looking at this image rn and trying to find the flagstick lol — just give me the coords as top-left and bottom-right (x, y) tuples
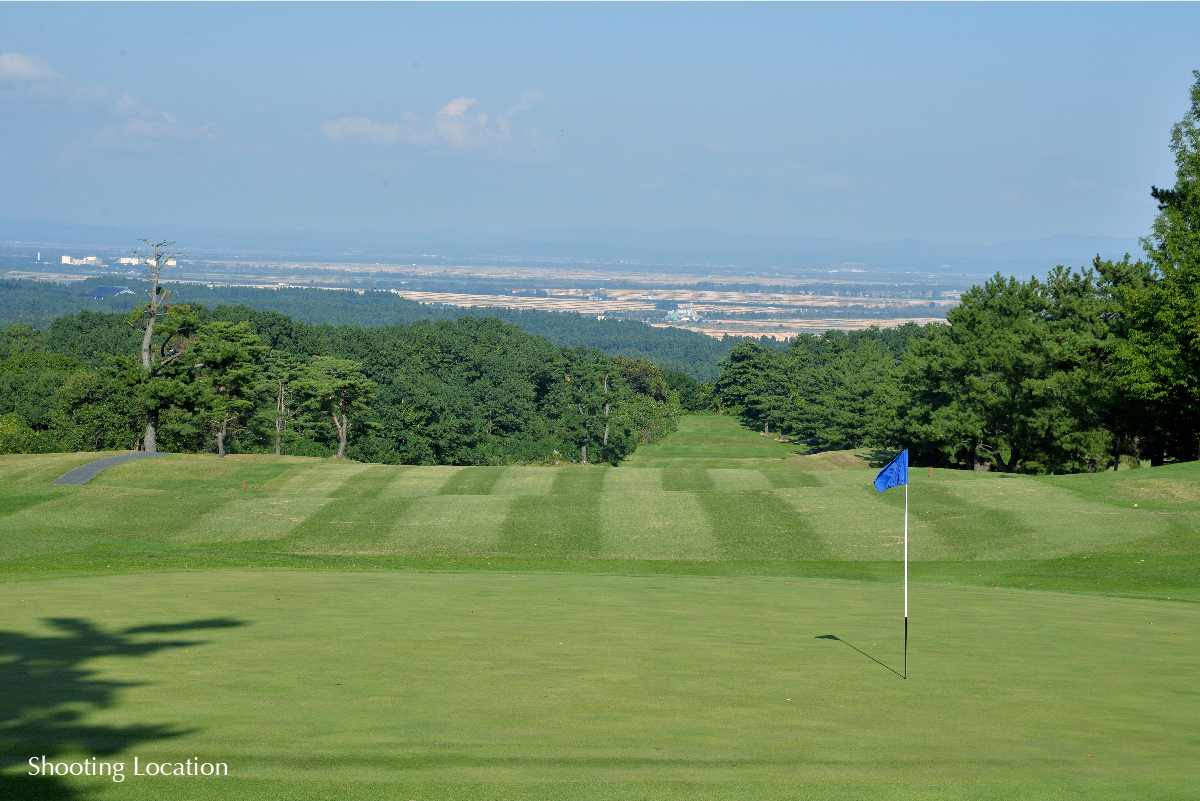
(904, 481), (908, 680)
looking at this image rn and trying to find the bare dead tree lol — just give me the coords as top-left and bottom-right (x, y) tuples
(131, 239), (182, 453)
(275, 379), (292, 456)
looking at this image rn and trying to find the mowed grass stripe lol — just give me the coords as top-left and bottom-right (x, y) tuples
(603, 467), (664, 493)
(393, 494), (512, 555)
(92, 453), (295, 491)
(551, 466), (608, 494)
(288, 467), (418, 554)
(0, 485), (72, 519)
(326, 465), (406, 498)
(763, 470), (824, 489)
(0, 454), (315, 556)
(498, 492), (605, 557)
(921, 475), (1172, 559)
(600, 491), (718, 559)
(438, 466), (505, 495)
(697, 490), (830, 560)
(708, 468), (772, 491)
(378, 465), (461, 497)
(662, 468), (714, 492)
(491, 466), (556, 496)
(0, 485), (203, 558)
(182, 460), (375, 543)
(895, 482), (1035, 561)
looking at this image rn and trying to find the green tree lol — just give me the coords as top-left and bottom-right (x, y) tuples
(714, 341), (788, 435)
(545, 350), (619, 464)
(0, 324), (49, 360)
(50, 370), (143, 452)
(251, 351), (308, 456)
(292, 357), (376, 459)
(0, 351), (82, 431)
(894, 269), (1119, 472)
(0, 412), (34, 454)
(537, 349), (679, 465)
(795, 337), (897, 450)
(1116, 70), (1200, 463)
(615, 357), (680, 446)
(192, 321), (269, 457)
(662, 368), (710, 412)
(1033, 265), (1123, 472)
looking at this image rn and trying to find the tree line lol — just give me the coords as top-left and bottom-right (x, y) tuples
(0, 276), (786, 381)
(0, 250), (690, 465)
(713, 73), (1200, 473)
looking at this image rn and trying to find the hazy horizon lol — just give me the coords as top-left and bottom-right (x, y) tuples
(2, 3), (1198, 251)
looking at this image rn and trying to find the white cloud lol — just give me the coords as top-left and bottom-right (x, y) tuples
(94, 111), (217, 151)
(0, 51), (108, 108)
(505, 91), (543, 117)
(0, 51), (213, 149)
(320, 116), (406, 145)
(0, 52), (60, 82)
(440, 97), (477, 117)
(321, 91), (548, 155)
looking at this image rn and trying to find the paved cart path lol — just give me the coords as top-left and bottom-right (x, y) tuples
(51, 452), (168, 485)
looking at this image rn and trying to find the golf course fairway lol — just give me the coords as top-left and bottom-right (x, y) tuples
(1, 416), (1196, 800)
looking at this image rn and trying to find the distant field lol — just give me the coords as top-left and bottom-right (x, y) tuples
(1, 416), (1196, 799)
(649, 317), (948, 339)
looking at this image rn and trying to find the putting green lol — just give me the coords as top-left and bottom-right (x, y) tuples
(1, 571), (1196, 800)
(1, 415), (1197, 799)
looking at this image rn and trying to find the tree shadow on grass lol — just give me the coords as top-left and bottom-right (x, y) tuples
(0, 616), (245, 800)
(863, 449), (900, 469)
(815, 634), (903, 679)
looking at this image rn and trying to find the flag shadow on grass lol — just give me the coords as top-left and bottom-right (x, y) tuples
(815, 634), (904, 679)
(0, 616), (246, 800)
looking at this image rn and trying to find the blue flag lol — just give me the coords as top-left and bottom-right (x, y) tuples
(873, 450), (908, 493)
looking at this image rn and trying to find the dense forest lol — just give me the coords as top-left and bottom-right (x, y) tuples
(714, 73), (1200, 473)
(0, 278), (780, 381)
(0, 298), (703, 464)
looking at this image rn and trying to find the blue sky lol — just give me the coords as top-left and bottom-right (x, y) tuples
(1, 2), (1197, 245)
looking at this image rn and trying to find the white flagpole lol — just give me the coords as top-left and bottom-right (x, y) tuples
(904, 480), (908, 679)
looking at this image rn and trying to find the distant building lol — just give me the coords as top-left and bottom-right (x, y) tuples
(114, 256), (175, 266)
(664, 303), (697, 322)
(61, 256), (102, 266)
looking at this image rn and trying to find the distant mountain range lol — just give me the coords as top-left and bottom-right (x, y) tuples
(0, 217), (1145, 280)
